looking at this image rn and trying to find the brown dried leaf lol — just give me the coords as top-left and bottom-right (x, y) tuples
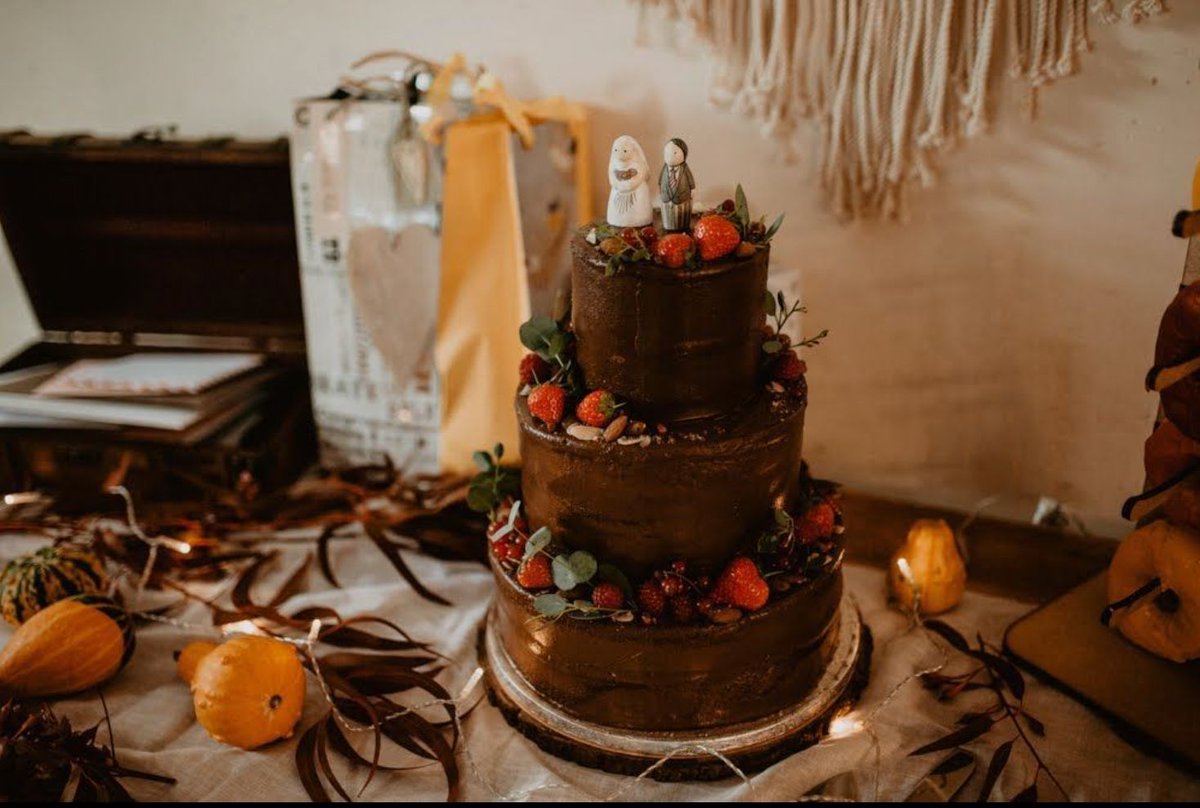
(1012, 782), (1038, 802)
(924, 619), (970, 653)
(317, 524), (343, 588)
(365, 523), (451, 606)
(909, 715), (995, 756)
(977, 738), (1014, 802)
(295, 718), (332, 802)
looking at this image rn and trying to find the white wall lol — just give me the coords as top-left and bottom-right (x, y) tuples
(1, 0), (1197, 533)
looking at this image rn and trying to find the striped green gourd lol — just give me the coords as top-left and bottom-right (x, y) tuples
(0, 544), (110, 626)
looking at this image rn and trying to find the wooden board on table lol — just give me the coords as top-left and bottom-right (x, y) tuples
(1005, 572), (1200, 770)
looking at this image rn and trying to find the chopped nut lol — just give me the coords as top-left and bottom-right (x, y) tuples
(617, 435), (652, 447)
(655, 423), (668, 435)
(768, 381), (784, 394)
(585, 227), (598, 245)
(709, 607), (744, 624)
(612, 610), (635, 623)
(602, 414), (628, 442)
(566, 423), (603, 441)
(626, 420), (647, 437)
(599, 236), (625, 256)
(735, 241), (756, 258)
(771, 578), (791, 593)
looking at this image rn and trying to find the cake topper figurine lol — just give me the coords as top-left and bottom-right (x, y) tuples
(606, 135), (653, 227)
(658, 137), (694, 231)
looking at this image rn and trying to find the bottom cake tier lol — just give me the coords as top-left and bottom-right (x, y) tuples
(487, 556), (844, 732)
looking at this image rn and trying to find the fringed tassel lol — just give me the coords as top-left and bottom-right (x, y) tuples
(635, 0), (1168, 220)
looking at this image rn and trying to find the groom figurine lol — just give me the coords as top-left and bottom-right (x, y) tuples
(658, 137), (694, 232)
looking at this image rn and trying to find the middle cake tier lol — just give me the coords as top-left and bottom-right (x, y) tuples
(518, 391), (806, 575)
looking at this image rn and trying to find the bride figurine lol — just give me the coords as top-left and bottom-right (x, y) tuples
(606, 135), (653, 227)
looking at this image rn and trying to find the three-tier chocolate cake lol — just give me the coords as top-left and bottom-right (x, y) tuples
(477, 138), (867, 779)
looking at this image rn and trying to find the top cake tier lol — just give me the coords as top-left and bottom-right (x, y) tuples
(570, 230), (770, 423)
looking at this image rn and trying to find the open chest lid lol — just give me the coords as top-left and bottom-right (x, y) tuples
(0, 130), (305, 355)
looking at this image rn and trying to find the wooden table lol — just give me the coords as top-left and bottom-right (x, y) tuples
(841, 491), (1115, 604)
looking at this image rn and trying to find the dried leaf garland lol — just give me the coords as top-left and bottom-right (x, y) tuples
(913, 620), (1069, 802)
(0, 698), (175, 802)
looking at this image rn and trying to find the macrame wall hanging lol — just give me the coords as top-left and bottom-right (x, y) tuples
(633, 0), (1167, 220)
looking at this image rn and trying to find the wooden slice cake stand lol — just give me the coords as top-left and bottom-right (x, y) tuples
(479, 595), (872, 781)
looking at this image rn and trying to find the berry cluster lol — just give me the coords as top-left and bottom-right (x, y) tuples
(488, 473), (843, 627)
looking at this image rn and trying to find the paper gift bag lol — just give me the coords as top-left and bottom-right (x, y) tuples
(290, 59), (590, 474)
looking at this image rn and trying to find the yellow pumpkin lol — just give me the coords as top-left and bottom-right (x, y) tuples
(888, 518), (967, 615)
(175, 640), (218, 684)
(186, 635), (306, 750)
(1107, 521), (1200, 663)
(0, 596), (132, 698)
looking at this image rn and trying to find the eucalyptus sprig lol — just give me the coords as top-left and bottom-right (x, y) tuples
(757, 507), (796, 554)
(728, 184), (784, 244)
(518, 315), (584, 395)
(762, 289), (828, 355)
(466, 444), (521, 518)
(914, 621), (1068, 802)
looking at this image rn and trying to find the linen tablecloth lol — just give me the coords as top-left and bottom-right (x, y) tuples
(1, 528), (1196, 802)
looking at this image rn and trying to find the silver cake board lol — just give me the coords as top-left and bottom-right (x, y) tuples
(480, 593), (872, 781)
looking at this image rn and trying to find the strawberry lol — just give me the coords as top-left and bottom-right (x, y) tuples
(773, 349), (806, 382)
(516, 554), (553, 590)
(519, 352), (553, 386)
(692, 214), (741, 261)
(592, 582), (624, 610)
(712, 556), (770, 611)
(527, 383), (566, 429)
(653, 233), (695, 268)
(797, 501), (836, 544)
(576, 390), (619, 427)
(637, 580), (667, 616)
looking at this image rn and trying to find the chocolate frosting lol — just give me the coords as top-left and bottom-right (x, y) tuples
(518, 392), (806, 576)
(570, 232), (770, 423)
(492, 558), (843, 731)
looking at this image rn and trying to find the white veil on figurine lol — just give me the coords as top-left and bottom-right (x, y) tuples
(606, 135), (654, 227)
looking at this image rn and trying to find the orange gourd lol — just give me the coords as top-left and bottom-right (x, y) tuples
(0, 596), (133, 697)
(184, 635), (306, 750)
(175, 640), (218, 684)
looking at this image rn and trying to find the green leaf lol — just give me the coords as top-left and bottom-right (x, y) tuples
(763, 289), (777, 317)
(472, 451), (493, 473)
(765, 212), (785, 241)
(735, 184), (750, 232)
(466, 484), (494, 514)
(605, 256), (620, 277)
(597, 562), (635, 601)
(774, 508), (793, 528)
(762, 340), (783, 354)
(552, 554), (579, 590)
(519, 315), (558, 353)
(567, 551), (597, 585)
(757, 531), (781, 554)
(523, 526), (551, 561)
(571, 599), (598, 613)
(494, 443), (504, 460)
(777, 290), (786, 312)
(533, 593), (569, 618)
(546, 331), (569, 360)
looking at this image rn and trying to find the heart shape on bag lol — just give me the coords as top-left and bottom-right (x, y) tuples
(346, 224), (440, 391)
